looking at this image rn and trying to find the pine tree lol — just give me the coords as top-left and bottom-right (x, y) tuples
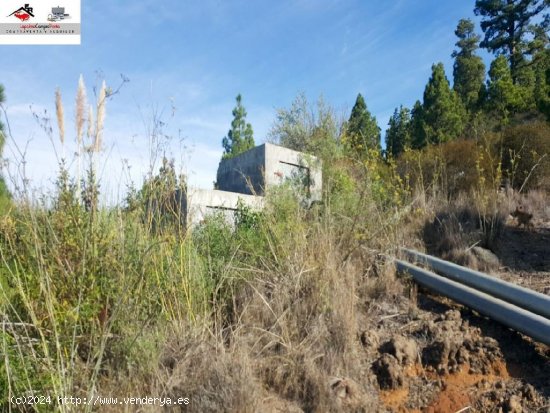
(422, 63), (466, 144)
(222, 94), (255, 159)
(346, 93), (380, 157)
(527, 25), (550, 118)
(487, 55), (527, 118)
(539, 66), (550, 119)
(474, 0), (548, 81)
(385, 106), (411, 158)
(452, 19), (486, 112)
(410, 100), (427, 149)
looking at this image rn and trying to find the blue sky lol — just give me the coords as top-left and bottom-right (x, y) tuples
(0, 0), (492, 202)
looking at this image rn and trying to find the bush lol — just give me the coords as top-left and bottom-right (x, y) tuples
(500, 121), (550, 191)
(398, 138), (501, 199)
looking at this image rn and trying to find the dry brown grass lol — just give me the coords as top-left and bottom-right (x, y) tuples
(409, 191), (505, 272)
(515, 190), (550, 223)
(159, 336), (258, 413)
(128, 185), (403, 413)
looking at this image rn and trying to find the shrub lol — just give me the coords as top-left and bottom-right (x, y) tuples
(398, 138), (501, 199)
(500, 121), (550, 191)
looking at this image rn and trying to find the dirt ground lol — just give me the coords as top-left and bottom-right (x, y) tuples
(367, 219), (550, 413)
(367, 293), (549, 413)
(495, 222), (550, 295)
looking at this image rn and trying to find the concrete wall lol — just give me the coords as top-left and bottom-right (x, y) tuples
(216, 143), (322, 202)
(216, 145), (266, 195)
(184, 187), (264, 226)
(183, 143), (322, 226)
(263, 143), (322, 203)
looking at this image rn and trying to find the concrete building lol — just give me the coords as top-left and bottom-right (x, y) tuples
(183, 187), (264, 225)
(185, 143), (322, 226)
(216, 143), (322, 201)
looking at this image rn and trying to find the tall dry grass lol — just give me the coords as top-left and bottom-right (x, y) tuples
(0, 79), (412, 413)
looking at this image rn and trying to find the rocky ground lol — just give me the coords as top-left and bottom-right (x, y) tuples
(496, 224), (550, 295)
(364, 220), (550, 413)
(363, 293), (549, 413)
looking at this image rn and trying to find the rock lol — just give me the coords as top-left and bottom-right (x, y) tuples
(422, 333), (463, 371)
(464, 338), (475, 351)
(445, 309), (461, 321)
(379, 336), (418, 366)
(372, 354), (404, 390)
(457, 347), (469, 364)
(472, 246), (500, 271)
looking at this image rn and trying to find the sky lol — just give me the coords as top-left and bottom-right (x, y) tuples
(0, 0), (493, 204)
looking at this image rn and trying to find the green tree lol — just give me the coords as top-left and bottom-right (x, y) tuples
(268, 93), (340, 158)
(221, 94), (255, 159)
(269, 93), (311, 152)
(422, 63), (466, 144)
(410, 100), (427, 149)
(540, 68), (550, 119)
(345, 93), (380, 157)
(486, 55), (528, 118)
(385, 106), (411, 158)
(474, 0), (548, 81)
(527, 25), (550, 117)
(452, 19), (486, 112)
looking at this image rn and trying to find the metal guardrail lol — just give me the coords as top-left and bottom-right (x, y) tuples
(395, 252), (550, 347)
(401, 248), (550, 320)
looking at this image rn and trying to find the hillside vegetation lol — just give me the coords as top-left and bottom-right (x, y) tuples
(1, 1), (549, 411)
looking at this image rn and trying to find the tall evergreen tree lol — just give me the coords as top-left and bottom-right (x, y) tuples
(527, 25), (550, 117)
(346, 93), (380, 157)
(221, 94), (255, 159)
(537, 64), (550, 119)
(422, 63), (466, 144)
(486, 55), (527, 118)
(474, 0), (548, 81)
(385, 106), (411, 158)
(409, 100), (427, 149)
(452, 19), (486, 112)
